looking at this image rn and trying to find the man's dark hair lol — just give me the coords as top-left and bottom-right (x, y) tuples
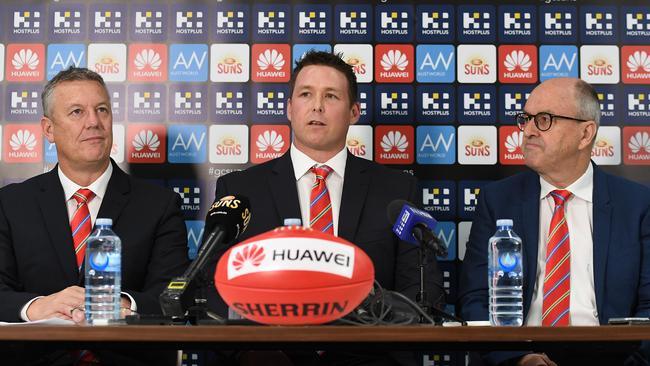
(42, 66), (108, 118)
(289, 50), (358, 105)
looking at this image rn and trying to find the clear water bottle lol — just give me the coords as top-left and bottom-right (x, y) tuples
(85, 218), (121, 325)
(488, 219), (523, 326)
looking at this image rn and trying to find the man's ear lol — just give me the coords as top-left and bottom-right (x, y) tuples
(349, 102), (361, 126)
(578, 120), (598, 151)
(41, 116), (55, 143)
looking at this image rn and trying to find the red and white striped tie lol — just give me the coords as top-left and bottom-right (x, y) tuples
(309, 165), (334, 235)
(70, 188), (95, 271)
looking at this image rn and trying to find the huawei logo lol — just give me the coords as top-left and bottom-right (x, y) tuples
(629, 131), (650, 154)
(134, 49), (162, 70)
(505, 131), (523, 153)
(10, 130), (37, 151)
(380, 131), (408, 152)
(380, 50), (408, 71)
(12, 49), (39, 70)
(256, 130), (284, 152)
(232, 244), (265, 271)
(132, 130), (160, 152)
(257, 49), (285, 71)
(626, 51), (650, 73)
(504, 50), (531, 72)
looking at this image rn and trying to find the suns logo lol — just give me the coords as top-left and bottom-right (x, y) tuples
(12, 49), (39, 70)
(465, 139), (491, 156)
(10, 130), (37, 151)
(381, 131), (408, 153)
(256, 130), (284, 152)
(134, 49), (162, 70)
(232, 244), (265, 271)
(592, 139), (615, 157)
(133, 130), (160, 151)
(587, 59), (613, 76)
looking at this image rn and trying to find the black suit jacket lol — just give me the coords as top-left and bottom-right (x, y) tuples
(0, 161), (190, 322)
(209, 151), (444, 316)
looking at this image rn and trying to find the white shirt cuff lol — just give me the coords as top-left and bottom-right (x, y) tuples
(20, 296), (44, 322)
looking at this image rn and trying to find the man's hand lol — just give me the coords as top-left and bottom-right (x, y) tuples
(26, 286), (85, 322)
(517, 353), (558, 366)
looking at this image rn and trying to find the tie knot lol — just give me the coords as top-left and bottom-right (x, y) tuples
(73, 188), (95, 205)
(310, 165), (332, 181)
(550, 189), (572, 206)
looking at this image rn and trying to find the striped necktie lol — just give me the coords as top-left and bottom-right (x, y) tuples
(309, 165), (334, 234)
(542, 189), (572, 326)
(70, 188), (95, 271)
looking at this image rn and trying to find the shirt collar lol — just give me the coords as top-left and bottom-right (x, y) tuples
(290, 143), (348, 181)
(58, 163), (113, 201)
(539, 163), (593, 203)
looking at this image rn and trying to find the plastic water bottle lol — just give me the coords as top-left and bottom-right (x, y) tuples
(488, 219), (523, 326)
(85, 218), (121, 325)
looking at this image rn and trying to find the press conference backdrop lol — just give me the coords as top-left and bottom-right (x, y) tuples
(0, 0), (649, 324)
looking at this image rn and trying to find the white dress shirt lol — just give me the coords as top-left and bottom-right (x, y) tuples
(525, 164), (599, 326)
(290, 144), (347, 236)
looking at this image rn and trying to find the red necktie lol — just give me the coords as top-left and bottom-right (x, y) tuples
(70, 188), (95, 271)
(309, 165), (334, 234)
(542, 189), (572, 326)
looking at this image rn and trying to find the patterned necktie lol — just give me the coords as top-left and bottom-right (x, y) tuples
(309, 165), (334, 234)
(70, 188), (95, 271)
(542, 189), (572, 326)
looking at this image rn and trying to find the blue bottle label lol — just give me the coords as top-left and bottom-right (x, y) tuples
(89, 252), (121, 272)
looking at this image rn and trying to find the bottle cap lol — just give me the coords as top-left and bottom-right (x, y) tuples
(96, 218), (113, 226)
(496, 219), (513, 227)
(283, 218), (302, 226)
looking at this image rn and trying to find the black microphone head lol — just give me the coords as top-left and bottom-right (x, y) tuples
(386, 199), (412, 225)
(205, 195), (251, 243)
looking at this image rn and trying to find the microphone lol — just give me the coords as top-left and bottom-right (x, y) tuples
(159, 195), (251, 318)
(387, 200), (448, 257)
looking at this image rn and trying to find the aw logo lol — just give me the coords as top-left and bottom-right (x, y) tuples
(253, 4), (290, 42)
(374, 126), (414, 165)
(416, 126), (456, 165)
(214, 4), (249, 42)
(375, 84), (413, 124)
(539, 45), (578, 81)
(334, 44), (373, 83)
(420, 180), (456, 220)
(375, 44), (414, 83)
(4, 124), (41, 163)
(458, 125), (497, 165)
(88, 43), (126, 82)
(209, 125), (248, 164)
(457, 5), (496, 43)
(417, 85), (455, 123)
(623, 86), (650, 123)
(435, 222), (457, 261)
(167, 125), (206, 164)
(211, 84), (248, 123)
(499, 5), (536, 43)
(540, 5), (577, 44)
(128, 44), (167, 82)
(591, 126), (621, 166)
(294, 4), (331, 42)
(458, 85), (496, 124)
(357, 84), (373, 124)
(580, 45), (619, 84)
(172, 4), (208, 41)
(46, 44), (86, 80)
(210, 43), (250, 82)
(6, 44), (45, 82)
(375, 4), (414, 42)
(185, 221), (205, 259)
(5, 84), (41, 122)
(90, 4), (126, 42)
(335, 4), (372, 43)
(131, 5), (167, 42)
(250, 125), (291, 164)
(169, 44), (208, 82)
(622, 7), (650, 43)
(499, 85), (533, 122)
(622, 46), (650, 84)
(499, 126), (525, 165)
(416, 45), (455, 83)
(498, 45), (537, 84)
(346, 125), (373, 161)
(169, 180), (203, 218)
(593, 85), (619, 125)
(8, 5), (45, 41)
(127, 124), (166, 163)
(107, 85), (125, 122)
(128, 84), (166, 122)
(416, 5), (454, 43)
(169, 85), (208, 123)
(111, 124), (125, 163)
(50, 4), (85, 41)
(623, 127), (650, 165)
(458, 180), (488, 219)
(457, 44), (496, 84)
(251, 44), (290, 82)
(252, 84), (288, 123)
(581, 6), (617, 44)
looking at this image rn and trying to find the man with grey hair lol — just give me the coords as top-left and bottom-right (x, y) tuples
(0, 67), (189, 364)
(459, 77), (650, 365)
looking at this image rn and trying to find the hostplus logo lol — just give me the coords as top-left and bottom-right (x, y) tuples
(213, 85), (247, 122)
(6, 44), (45, 82)
(376, 5), (413, 41)
(108, 85), (125, 122)
(500, 86), (532, 121)
(375, 126), (414, 164)
(4, 125), (41, 163)
(169, 44), (208, 82)
(210, 44), (249, 82)
(296, 5), (330, 38)
(132, 6), (165, 40)
(254, 5), (290, 41)
(539, 46), (578, 81)
(128, 125), (166, 163)
(46, 44), (86, 80)
(499, 126), (524, 165)
(499, 45), (537, 83)
(91, 5), (125, 40)
(416, 45), (454, 83)
(346, 125), (373, 160)
(624, 127), (650, 165)
(251, 125), (290, 164)
(594, 86), (617, 124)
(582, 7), (616, 41)
(209, 125), (248, 164)
(252, 84), (288, 123)
(376, 85), (413, 123)
(129, 85), (165, 122)
(174, 8), (205, 37)
(421, 181), (456, 219)
(357, 85), (372, 124)
(170, 86), (207, 122)
(9, 6), (44, 39)
(215, 4), (248, 41)
(375, 45), (414, 83)
(171, 182), (202, 216)
(129, 45), (166, 82)
(458, 85), (495, 124)
(500, 6), (535, 42)
(458, 5), (495, 42)
(416, 126), (455, 165)
(458, 181), (488, 219)
(88, 43), (126, 82)
(167, 125), (206, 164)
(335, 5), (371, 42)
(334, 44), (373, 83)
(51, 6), (83, 38)
(417, 85), (454, 123)
(6, 85), (41, 122)
(580, 45), (619, 84)
(541, 6), (576, 42)
(622, 46), (650, 83)
(591, 126), (620, 165)
(624, 87), (650, 121)
(623, 7), (650, 40)
(417, 5), (453, 42)
(252, 44), (290, 82)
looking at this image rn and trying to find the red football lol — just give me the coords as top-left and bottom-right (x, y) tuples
(215, 226), (375, 325)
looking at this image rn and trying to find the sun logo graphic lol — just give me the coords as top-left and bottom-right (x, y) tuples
(4, 125), (41, 162)
(623, 47), (650, 83)
(231, 244), (265, 271)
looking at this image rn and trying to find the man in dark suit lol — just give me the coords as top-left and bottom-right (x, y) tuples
(0, 67), (189, 364)
(459, 78), (650, 366)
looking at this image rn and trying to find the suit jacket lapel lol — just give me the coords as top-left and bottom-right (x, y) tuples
(521, 171), (541, 316)
(269, 153), (301, 224)
(97, 161), (130, 224)
(37, 167), (78, 283)
(592, 165), (611, 320)
(338, 153), (370, 242)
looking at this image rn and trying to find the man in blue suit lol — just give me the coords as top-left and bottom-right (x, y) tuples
(459, 77), (650, 366)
